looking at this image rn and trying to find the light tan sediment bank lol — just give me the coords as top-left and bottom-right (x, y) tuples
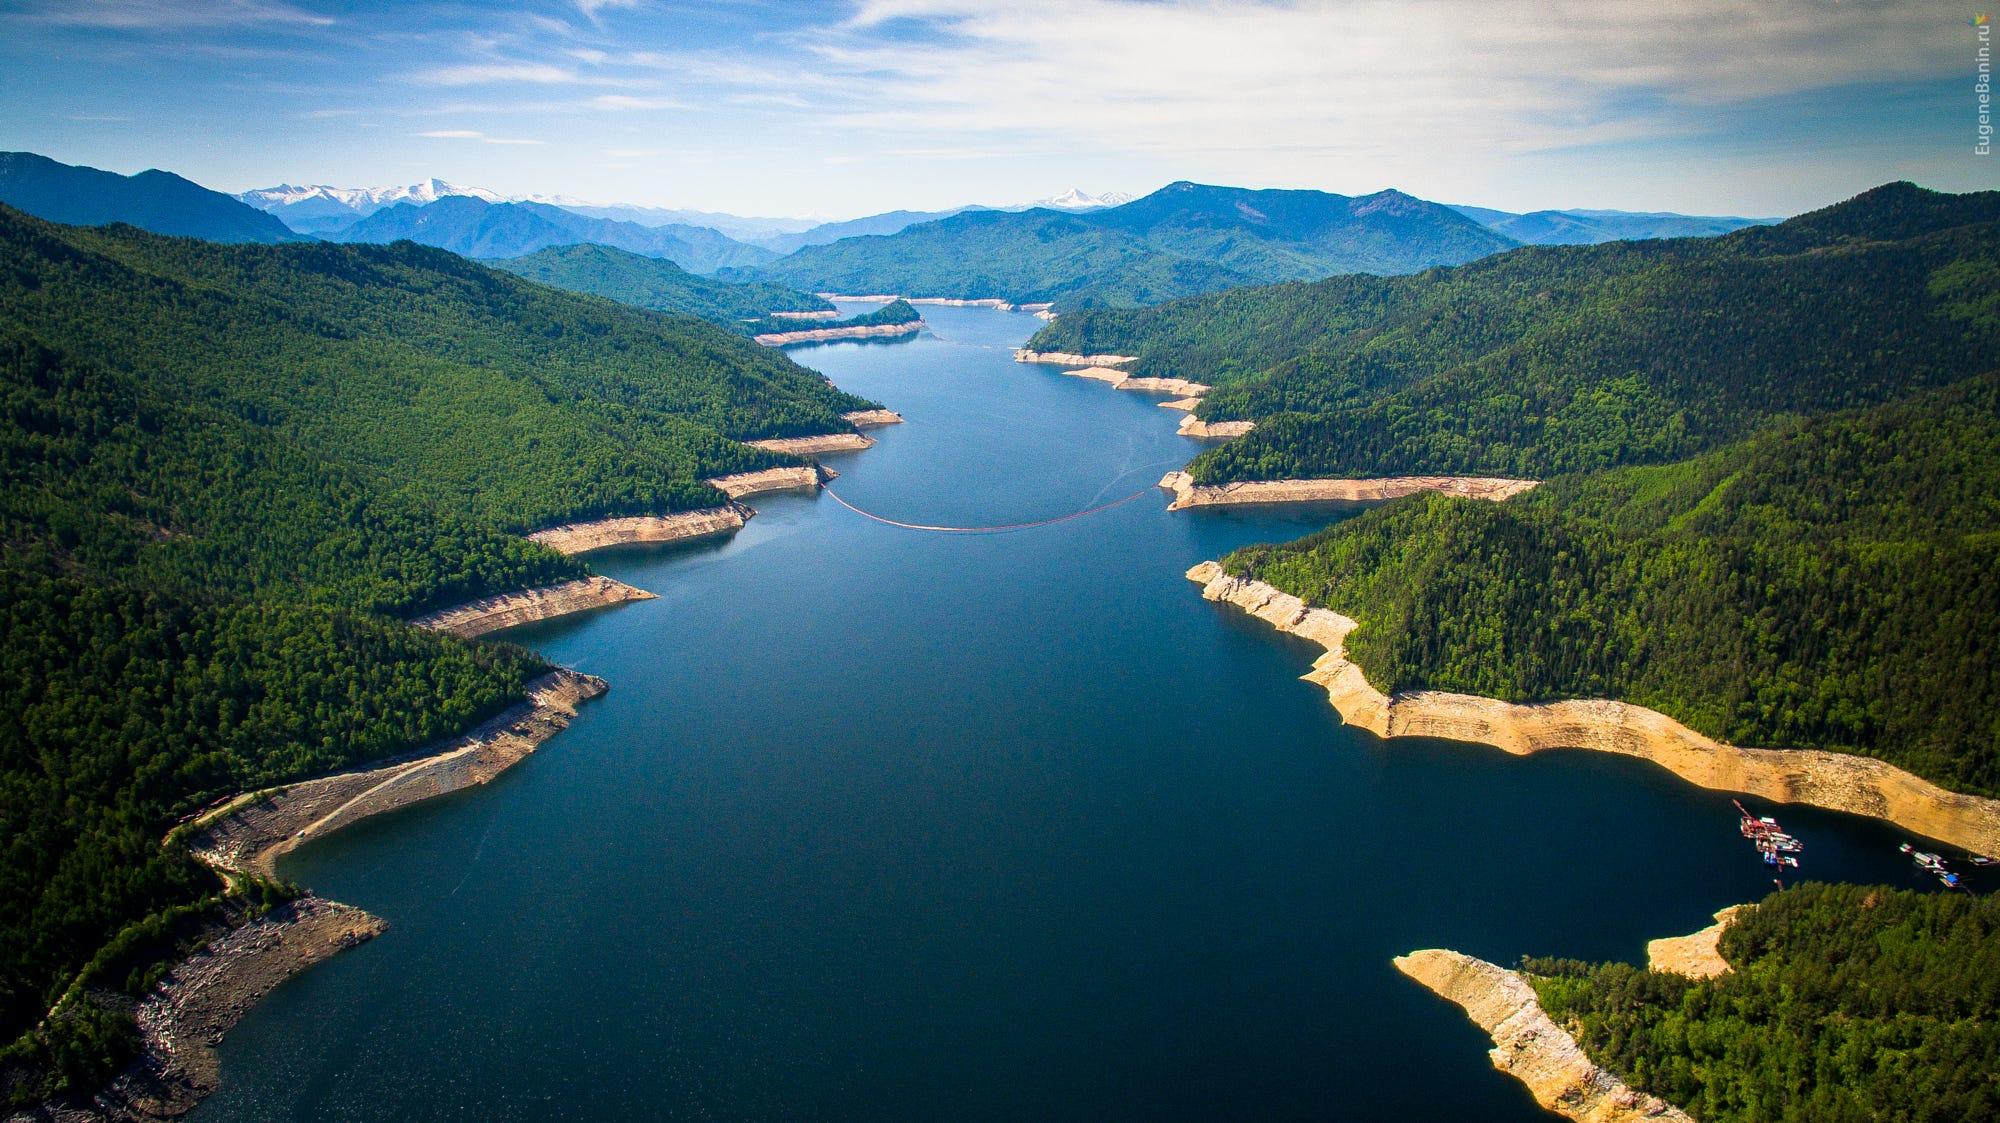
(1394, 950), (1695, 1123)
(1012, 348), (1138, 367)
(1648, 906), (1747, 979)
(529, 507), (747, 556)
(1176, 414), (1255, 440)
(1159, 470), (1539, 510)
(707, 467), (822, 500)
(1161, 397), (1203, 412)
(1187, 562), (2000, 856)
(189, 670), (607, 880)
(767, 309), (839, 320)
(745, 432), (876, 456)
(407, 576), (655, 639)
(1058, 365), (1212, 397)
(755, 321), (923, 346)
(841, 408), (905, 428)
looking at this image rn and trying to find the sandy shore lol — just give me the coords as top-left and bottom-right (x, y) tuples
(407, 575), (656, 639)
(1647, 906), (1747, 979)
(746, 432), (876, 456)
(755, 321), (923, 346)
(1012, 348), (1138, 367)
(1160, 470), (1539, 510)
(1188, 562), (2000, 856)
(1395, 950), (1694, 1123)
(1176, 414), (1255, 440)
(842, 408), (905, 428)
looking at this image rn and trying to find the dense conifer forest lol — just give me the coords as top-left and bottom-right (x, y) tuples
(0, 206), (879, 1103)
(1525, 883), (2000, 1122)
(1224, 375), (2000, 795)
(1032, 183), (2000, 483)
(488, 242), (833, 327)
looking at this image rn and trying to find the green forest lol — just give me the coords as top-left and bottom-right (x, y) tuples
(1031, 183), (2000, 483)
(0, 206), (881, 1104)
(488, 242), (833, 328)
(1223, 374), (2000, 795)
(1525, 883), (2000, 1122)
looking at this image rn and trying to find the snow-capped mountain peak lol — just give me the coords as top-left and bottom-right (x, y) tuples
(1034, 188), (1135, 211)
(238, 178), (507, 216)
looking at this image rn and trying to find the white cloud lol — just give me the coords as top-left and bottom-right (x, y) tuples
(414, 63), (579, 86)
(7, 0), (333, 30)
(415, 129), (544, 145)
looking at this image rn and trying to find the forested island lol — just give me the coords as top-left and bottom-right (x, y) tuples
(0, 204), (876, 1107)
(749, 299), (922, 344)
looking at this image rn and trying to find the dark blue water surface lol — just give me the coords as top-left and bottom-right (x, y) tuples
(195, 306), (1965, 1122)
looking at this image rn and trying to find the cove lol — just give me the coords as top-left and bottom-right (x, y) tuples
(193, 305), (1957, 1122)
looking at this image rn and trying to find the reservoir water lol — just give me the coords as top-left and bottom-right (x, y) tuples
(196, 305), (1965, 1121)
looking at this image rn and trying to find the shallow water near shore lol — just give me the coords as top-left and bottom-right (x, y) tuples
(195, 305), (1976, 1122)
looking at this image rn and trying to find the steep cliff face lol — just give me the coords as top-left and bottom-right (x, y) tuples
(1160, 470), (1538, 509)
(1395, 950), (1696, 1123)
(1188, 562), (2000, 857)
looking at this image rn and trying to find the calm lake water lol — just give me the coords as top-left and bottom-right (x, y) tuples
(196, 305), (1969, 1121)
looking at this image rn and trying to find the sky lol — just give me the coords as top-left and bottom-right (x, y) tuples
(0, 0), (1992, 220)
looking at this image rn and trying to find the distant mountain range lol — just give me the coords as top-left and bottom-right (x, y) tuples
(1449, 204), (1778, 244)
(0, 151), (302, 243)
(735, 181), (1520, 309)
(331, 196), (778, 273)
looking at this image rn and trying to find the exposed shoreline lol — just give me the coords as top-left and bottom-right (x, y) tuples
(1188, 562), (2000, 857)
(1647, 905), (1747, 979)
(817, 294), (1054, 314)
(841, 408), (905, 428)
(1160, 470), (1539, 510)
(754, 321), (924, 346)
(1013, 348), (1137, 367)
(1175, 414), (1255, 440)
(188, 669), (608, 880)
(530, 506), (749, 555)
(745, 432), (876, 456)
(1062, 365), (1213, 397)
(407, 575), (657, 639)
(1394, 949), (1695, 1123)
(708, 468), (822, 500)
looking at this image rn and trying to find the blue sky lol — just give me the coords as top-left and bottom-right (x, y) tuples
(0, 0), (1991, 219)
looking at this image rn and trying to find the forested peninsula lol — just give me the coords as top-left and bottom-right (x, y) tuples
(0, 204), (877, 1108)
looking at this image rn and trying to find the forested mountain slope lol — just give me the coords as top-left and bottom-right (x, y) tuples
(489, 243), (833, 328)
(0, 152), (301, 245)
(742, 182), (1516, 310)
(1524, 883), (2000, 1122)
(1223, 374), (2000, 795)
(1033, 183), (2000, 484)
(0, 205), (876, 1103)
(0, 207), (874, 529)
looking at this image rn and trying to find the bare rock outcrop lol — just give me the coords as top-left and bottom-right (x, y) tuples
(1188, 562), (2000, 856)
(407, 576), (655, 639)
(745, 432), (876, 456)
(1647, 906), (1747, 980)
(188, 671), (607, 880)
(1159, 470), (1539, 510)
(529, 507), (747, 556)
(1012, 348), (1138, 367)
(1395, 950), (1695, 1123)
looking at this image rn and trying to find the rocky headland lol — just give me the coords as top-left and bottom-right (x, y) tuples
(1175, 414), (1256, 440)
(1394, 950), (1695, 1123)
(707, 468), (823, 500)
(1647, 906), (1747, 980)
(841, 408), (905, 428)
(1012, 348), (1138, 367)
(1187, 562), (2000, 857)
(529, 506), (748, 556)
